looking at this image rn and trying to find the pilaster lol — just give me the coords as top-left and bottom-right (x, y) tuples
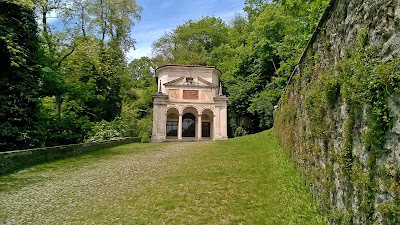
(152, 93), (169, 142)
(213, 95), (228, 140)
(178, 113), (183, 140)
(197, 114), (202, 139)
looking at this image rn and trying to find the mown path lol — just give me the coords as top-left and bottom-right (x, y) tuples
(0, 130), (325, 224)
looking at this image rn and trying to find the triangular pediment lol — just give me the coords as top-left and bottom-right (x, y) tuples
(164, 76), (217, 87)
(197, 77), (216, 87)
(163, 76), (185, 86)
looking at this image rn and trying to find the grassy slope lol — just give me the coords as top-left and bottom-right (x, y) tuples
(0, 130), (325, 224)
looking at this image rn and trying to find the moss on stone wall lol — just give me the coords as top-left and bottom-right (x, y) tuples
(274, 27), (400, 223)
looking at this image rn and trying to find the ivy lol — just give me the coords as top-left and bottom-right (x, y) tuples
(275, 28), (400, 223)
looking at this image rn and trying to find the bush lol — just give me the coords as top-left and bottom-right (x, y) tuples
(85, 117), (133, 142)
(38, 112), (92, 147)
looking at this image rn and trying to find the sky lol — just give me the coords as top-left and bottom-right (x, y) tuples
(127, 0), (246, 60)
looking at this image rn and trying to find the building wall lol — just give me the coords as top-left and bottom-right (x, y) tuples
(153, 66), (228, 142)
(274, 0), (400, 223)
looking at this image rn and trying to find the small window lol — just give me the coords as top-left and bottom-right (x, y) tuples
(186, 77), (194, 84)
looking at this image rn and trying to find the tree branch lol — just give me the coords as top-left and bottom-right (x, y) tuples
(58, 47), (76, 67)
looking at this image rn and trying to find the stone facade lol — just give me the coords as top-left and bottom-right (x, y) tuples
(275, 0), (400, 223)
(152, 65), (228, 142)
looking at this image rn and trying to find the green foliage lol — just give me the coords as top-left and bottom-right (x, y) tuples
(149, 1), (328, 136)
(85, 117), (131, 142)
(275, 28), (400, 223)
(39, 112), (93, 146)
(89, 0), (142, 51)
(337, 36), (399, 152)
(323, 72), (340, 108)
(1, 0), (144, 149)
(125, 56), (154, 88)
(233, 126), (248, 137)
(212, 0), (327, 135)
(12, 0), (35, 8)
(58, 37), (123, 122)
(0, 1), (42, 151)
(152, 16), (230, 65)
(120, 57), (157, 143)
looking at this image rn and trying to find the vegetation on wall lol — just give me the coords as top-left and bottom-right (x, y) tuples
(274, 30), (400, 223)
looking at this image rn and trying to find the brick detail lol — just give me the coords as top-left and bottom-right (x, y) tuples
(183, 90), (198, 100)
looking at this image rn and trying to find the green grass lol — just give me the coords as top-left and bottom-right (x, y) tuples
(0, 130), (326, 224)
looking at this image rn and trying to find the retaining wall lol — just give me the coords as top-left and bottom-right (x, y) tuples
(0, 137), (141, 176)
(274, 0), (400, 223)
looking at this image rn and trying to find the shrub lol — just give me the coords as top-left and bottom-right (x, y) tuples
(85, 117), (132, 142)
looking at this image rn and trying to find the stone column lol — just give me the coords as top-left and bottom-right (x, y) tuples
(178, 113), (183, 140)
(152, 105), (159, 139)
(212, 114), (216, 140)
(152, 93), (168, 142)
(213, 95), (229, 140)
(221, 106), (228, 139)
(214, 107), (221, 139)
(198, 114), (202, 139)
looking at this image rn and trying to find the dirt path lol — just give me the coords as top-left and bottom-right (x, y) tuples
(0, 141), (208, 224)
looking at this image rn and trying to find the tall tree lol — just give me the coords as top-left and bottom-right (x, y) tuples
(152, 16), (230, 65)
(208, 0), (328, 135)
(89, 0), (142, 51)
(42, 0), (142, 122)
(121, 57), (157, 142)
(0, 1), (42, 151)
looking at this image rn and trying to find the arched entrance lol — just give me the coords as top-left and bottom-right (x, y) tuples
(166, 108), (179, 138)
(181, 106), (199, 138)
(201, 109), (214, 139)
(182, 113), (196, 137)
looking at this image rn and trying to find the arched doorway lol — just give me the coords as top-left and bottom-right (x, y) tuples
(182, 113), (196, 137)
(201, 109), (213, 138)
(166, 108), (179, 138)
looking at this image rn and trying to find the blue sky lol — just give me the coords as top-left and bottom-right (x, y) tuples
(127, 0), (246, 60)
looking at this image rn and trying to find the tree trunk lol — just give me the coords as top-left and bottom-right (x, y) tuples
(55, 95), (63, 117)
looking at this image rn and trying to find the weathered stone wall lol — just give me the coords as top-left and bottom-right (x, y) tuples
(0, 137), (141, 176)
(274, 0), (400, 223)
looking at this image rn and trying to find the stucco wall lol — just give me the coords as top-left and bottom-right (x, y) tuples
(274, 0), (400, 223)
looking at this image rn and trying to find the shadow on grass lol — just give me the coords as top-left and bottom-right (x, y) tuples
(0, 142), (167, 192)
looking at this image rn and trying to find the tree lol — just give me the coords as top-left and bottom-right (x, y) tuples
(0, 0), (144, 149)
(0, 1), (42, 151)
(152, 16), (230, 65)
(207, 0), (328, 135)
(243, 0), (269, 20)
(89, 0), (142, 51)
(120, 57), (157, 142)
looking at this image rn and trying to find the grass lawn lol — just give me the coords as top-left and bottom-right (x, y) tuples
(0, 130), (326, 224)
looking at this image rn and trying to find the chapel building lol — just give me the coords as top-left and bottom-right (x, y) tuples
(152, 65), (228, 142)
